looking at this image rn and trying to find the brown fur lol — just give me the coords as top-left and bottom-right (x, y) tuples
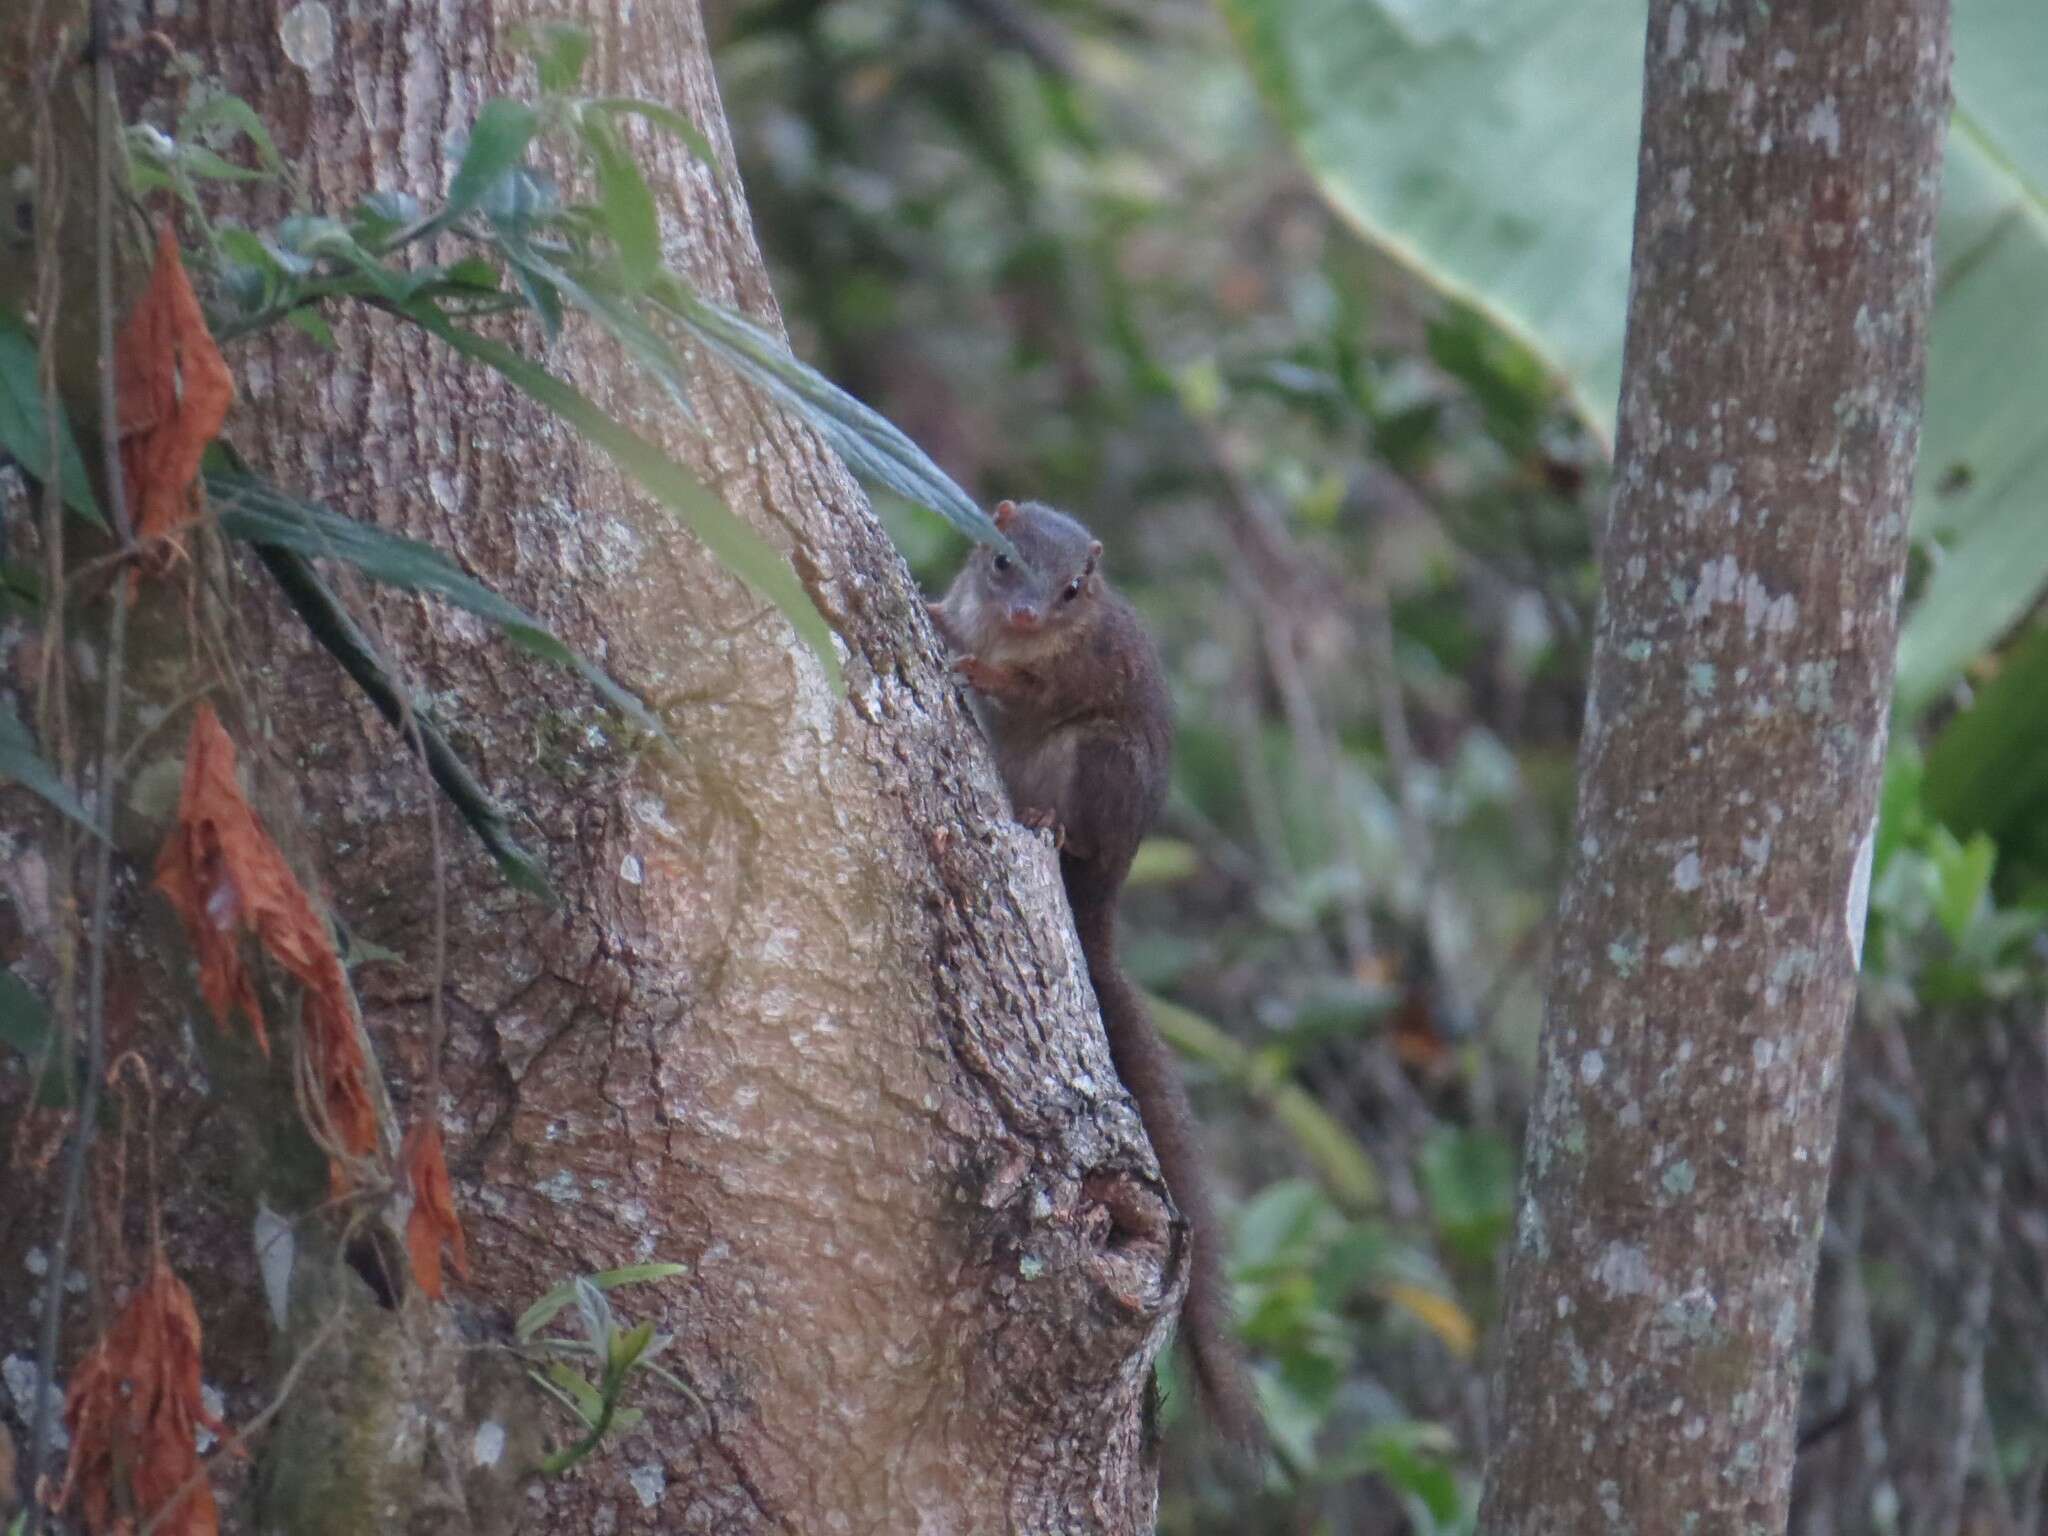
(931, 502), (1263, 1455)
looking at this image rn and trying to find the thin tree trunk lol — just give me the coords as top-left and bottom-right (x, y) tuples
(1, 3), (1173, 1530)
(1477, 3), (1951, 1532)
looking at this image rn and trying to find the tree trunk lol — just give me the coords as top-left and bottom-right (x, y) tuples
(1, 3), (1173, 1531)
(1477, 3), (1951, 1533)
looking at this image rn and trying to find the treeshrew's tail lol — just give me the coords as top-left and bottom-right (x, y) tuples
(1069, 867), (1264, 1458)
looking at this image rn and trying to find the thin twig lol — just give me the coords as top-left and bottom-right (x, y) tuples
(27, 9), (134, 1531)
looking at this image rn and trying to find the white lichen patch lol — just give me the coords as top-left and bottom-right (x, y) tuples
(1742, 574), (1798, 638)
(473, 1420), (507, 1467)
(279, 0), (336, 70)
(629, 1463), (667, 1508)
(1802, 97), (1843, 155)
(3, 1354), (66, 1451)
(1580, 1050), (1606, 1086)
(1594, 1242), (1655, 1297)
(1689, 553), (1740, 620)
(536, 1169), (581, 1204)
(1672, 851), (1703, 892)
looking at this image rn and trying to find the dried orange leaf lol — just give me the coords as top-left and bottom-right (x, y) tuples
(61, 1257), (224, 1536)
(154, 707), (376, 1177)
(402, 1119), (471, 1299)
(305, 989), (379, 1191)
(117, 224), (233, 554)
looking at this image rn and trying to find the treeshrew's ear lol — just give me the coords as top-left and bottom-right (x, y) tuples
(994, 499), (1018, 530)
(1087, 539), (1102, 571)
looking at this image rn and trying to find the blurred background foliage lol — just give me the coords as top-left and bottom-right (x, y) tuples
(708, 1), (2048, 1530)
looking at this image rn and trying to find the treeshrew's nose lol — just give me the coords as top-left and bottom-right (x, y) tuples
(1007, 605), (1041, 631)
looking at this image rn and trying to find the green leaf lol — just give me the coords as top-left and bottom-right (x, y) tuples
(0, 971), (75, 1108)
(402, 306), (844, 692)
(1339, 1424), (1468, 1528)
(656, 286), (1016, 560)
(1221, 0), (1640, 437)
(179, 92), (292, 183)
(580, 116), (662, 294)
(0, 699), (97, 835)
(217, 226), (284, 274)
(1923, 624), (2048, 882)
(442, 256), (503, 292)
(0, 308), (104, 527)
(609, 1318), (657, 1372)
(349, 190), (423, 248)
(177, 143), (271, 182)
(1224, 0), (2048, 719)
(574, 1276), (616, 1352)
(206, 470), (666, 738)
(285, 309), (337, 349)
(1126, 837), (1200, 887)
(445, 99), (540, 224)
(543, 1363), (606, 1426)
(1149, 991), (1383, 1213)
(1234, 1178), (1333, 1269)
(1874, 745), (1929, 881)
(584, 97), (715, 167)
(515, 20), (593, 94)
(1932, 830), (1997, 946)
(1416, 1128), (1516, 1267)
(515, 1262), (688, 1342)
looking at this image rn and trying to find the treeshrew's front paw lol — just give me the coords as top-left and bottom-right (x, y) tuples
(1019, 806), (1067, 850)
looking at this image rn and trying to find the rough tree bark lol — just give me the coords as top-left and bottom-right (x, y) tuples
(1477, 3), (1951, 1533)
(1, 3), (1178, 1531)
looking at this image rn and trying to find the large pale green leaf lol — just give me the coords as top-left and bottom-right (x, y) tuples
(1895, 5), (2048, 714)
(1222, 0), (1643, 439)
(1223, 0), (2048, 718)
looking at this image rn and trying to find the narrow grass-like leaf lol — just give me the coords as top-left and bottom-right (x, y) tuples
(492, 238), (690, 410)
(0, 971), (74, 1108)
(544, 1363), (605, 1425)
(404, 306), (844, 692)
(0, 309), (105, 527)
(516, 1262), (689, 1342)
(207, 470), (665, 738)
(580, 116), (662, 294)
(445, 99), (539, 224)
(1, 699), (98, 836)
(584, 98), (715, 167)
(657, 285), (1014, 559)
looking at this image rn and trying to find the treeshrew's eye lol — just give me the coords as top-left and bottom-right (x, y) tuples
(1063, 578), (1083, 602)
(993, 554), (1011, 573)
